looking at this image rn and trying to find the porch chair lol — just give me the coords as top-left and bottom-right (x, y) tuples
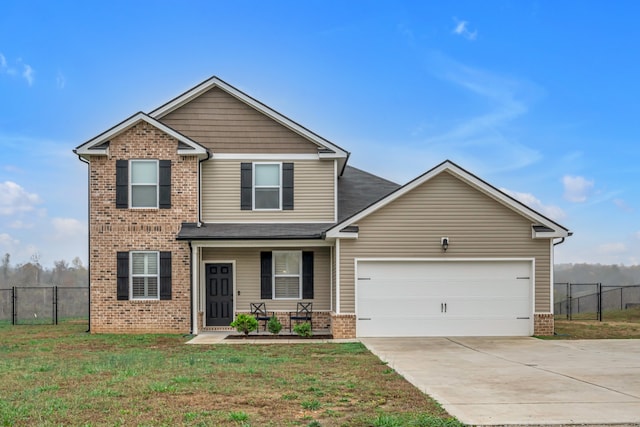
(250, 302), (272, 331)
(289, 302), (313, 332)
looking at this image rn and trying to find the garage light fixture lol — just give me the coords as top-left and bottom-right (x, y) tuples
(441, 237), (449, 251)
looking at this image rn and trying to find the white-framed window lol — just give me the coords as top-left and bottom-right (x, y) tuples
(130, 251), (159, 299)
(130, 160), (158, 208)
(253, 162), (281, 210)
(273, 251), (301, 299)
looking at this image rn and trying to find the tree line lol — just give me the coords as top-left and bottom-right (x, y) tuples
(0, 253), (88, 288)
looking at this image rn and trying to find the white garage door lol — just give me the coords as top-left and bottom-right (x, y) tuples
(356, 260), (533, 337)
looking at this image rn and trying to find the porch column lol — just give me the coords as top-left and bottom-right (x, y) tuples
(191, 243), (199, 334)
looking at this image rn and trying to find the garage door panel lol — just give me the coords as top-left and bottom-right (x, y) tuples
(356, 260), (532, 337)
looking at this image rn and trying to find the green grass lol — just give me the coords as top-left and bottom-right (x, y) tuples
(0, 322), (463, 426)
(548, 307), (640, 339)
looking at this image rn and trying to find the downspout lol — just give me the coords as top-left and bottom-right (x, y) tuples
(75, 152), (91, 333)
(188, 240), (193, 335)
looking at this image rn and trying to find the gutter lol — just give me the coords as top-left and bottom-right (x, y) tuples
(74, 151), (91, 333)
(553, 232), (573, 246)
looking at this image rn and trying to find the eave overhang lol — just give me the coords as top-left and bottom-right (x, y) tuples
(74, 112), (209, 160)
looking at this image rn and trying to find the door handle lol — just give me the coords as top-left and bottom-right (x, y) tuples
(444, 303), (447, 313)
(441, 303), (444, 313)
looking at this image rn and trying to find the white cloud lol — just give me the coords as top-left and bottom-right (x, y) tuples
(0, 53), (6, 69)
(56, 71), (66, 89)
(501, 188), (566, 221)
(0, 181), (42, 215)
(22, 64), (34, 86)
(613, 198), (633, 212)
(562, 175), (594, 202)
(10, 220), (33, 229)
(453, 18), (477, 40)
(598, 242), (627, 254)
(51, 217), (86, 239)
(0, 233), (19, 248)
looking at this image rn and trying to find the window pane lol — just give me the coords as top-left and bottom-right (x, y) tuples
(255, 164), (280, 186)
(131, 161), (157, 184)
(275, 276), (300, 299)
(146, 277), (158, 297)
(255, 188), (279, 209)
(131, 186), (157, 208)
(275, 252), (300, 275)
(132, 253), (157, 274)
(132, 277), (145, 298)
(132, 277), (158, 298)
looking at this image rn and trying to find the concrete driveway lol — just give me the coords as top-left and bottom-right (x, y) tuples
(361, 337), (640, 426)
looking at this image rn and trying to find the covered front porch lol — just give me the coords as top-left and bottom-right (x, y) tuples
(187, 236), (335, 335)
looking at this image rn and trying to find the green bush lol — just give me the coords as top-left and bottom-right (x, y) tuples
(267, 316), (283, 335)
(230, 314), (258, 336)
(293, 322), (313, 338)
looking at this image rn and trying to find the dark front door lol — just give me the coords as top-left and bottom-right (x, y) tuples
(205, 263), (234, 326)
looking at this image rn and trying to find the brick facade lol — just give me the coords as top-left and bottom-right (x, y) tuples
(534, 313), (554, 336)
(89, 122), (197, 333)
(330, 313), (356, 339)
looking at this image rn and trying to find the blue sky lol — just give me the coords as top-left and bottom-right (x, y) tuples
(1, 1), (639, 267)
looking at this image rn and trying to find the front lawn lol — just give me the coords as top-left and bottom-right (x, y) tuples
(0, 323), (462, 426)
(551, 307), (640, 339)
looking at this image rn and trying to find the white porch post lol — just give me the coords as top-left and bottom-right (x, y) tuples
(191, 243), (199, 335)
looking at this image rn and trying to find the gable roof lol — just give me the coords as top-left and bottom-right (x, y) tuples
(149, 76), (350, 172)
(74, 112), (208, 160)
(326, 160), (571, 239)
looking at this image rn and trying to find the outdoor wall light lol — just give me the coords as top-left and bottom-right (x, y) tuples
(441, 237), (449, 251)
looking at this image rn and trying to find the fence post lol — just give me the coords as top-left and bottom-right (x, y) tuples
(598, 283), (602, 322)
(53, 286), (58, 325)
(568, 283), (572, 321)
(11, 286), (15, 325)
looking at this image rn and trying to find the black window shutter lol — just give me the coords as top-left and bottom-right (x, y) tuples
(260, 251), (272, 299)
(282, 162), (294, 210)
(159, 160), (171, 209)
(116, 160), (128, 209)
(116, 252), (129, 300)
(302, 251), (314, 299)
(159, 251), (172, 300)
(240, 163), (252, 210)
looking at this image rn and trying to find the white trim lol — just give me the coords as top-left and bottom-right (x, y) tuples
(354, 257), (535, 262)
(329, 245), (333, 312)
(201, 260), (237, 328)
(129, 251), (160, 300)
(129, 159), (159, 209)
(333, 159), (338, 223)
(149, 76), (349, 162)
(335, 238), (341, 314)
(75, 112), (208, 159)
(212, 153), (319, 161)
(253, 162), (282, 211)
(191, 245), (199, 335)
(272, 250), (303, 300)
(201, 220), (335, 224)
(325, 161), (570, 239)
(191, 240), (332, 249)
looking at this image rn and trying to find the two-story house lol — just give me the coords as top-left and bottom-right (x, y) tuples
(74, 76), (570, 338)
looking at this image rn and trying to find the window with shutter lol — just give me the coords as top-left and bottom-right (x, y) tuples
(130, 160), (158, 208)
(273, 251), (301, 299)
(130, 252), (159, 299)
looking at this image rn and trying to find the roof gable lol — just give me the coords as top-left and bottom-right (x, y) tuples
(326, 160), (571, 239)
(74, 112), (208, 159)
(149, 76), (349, 169)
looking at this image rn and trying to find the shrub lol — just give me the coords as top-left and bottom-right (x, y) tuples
(293, 322), (313, 338)
(267, 315), (283, 335)
(230, 314), (258, 336)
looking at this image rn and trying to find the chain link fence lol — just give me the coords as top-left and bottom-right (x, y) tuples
(554, 283), (640, 321)
(0, 286), (88, 325)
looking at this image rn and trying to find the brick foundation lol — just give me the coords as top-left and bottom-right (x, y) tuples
(534, 313), (554, 336)
(330, 313), (356, 339)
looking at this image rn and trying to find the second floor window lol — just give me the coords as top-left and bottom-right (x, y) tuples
(254, 163), (281, 210)
(130, 160), (158, 208)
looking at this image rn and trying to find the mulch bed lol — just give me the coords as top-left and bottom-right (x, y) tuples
(225, 334), (334, 340)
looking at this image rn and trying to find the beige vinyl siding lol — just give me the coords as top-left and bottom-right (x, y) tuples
(339, 171), (551, 313)
(201, 247), (330, 312)
(202, 159), (335, 222)
(160, 87), (319, 153)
